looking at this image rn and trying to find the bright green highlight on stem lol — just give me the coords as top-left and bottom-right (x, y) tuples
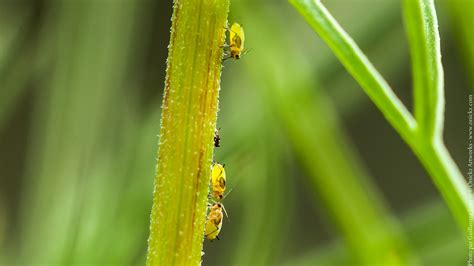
(289, 0), (416, 144)
(146, 0), (229, 265)
(403, 0), (444, 139)
(290, 0), (472, 234)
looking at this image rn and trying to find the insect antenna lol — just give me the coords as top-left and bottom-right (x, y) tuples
(222, 187), (233, 200)
(221, 203), (230, 223)
(242, 48), (252, 56)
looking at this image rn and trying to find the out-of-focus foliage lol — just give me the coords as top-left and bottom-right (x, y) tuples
(290, 0), (469, 234)
(0, 0), (470, 265)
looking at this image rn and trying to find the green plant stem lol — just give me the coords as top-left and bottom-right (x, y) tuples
(403, 0), (470, 232)
(289, 0), (416, 145)
(413, 139), (471, 231)
(146, 0), (229, 265)
(289, 0), (472, 234)
(403, 0), (444, 139)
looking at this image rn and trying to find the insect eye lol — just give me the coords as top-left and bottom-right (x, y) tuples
(217, 203), (221, 207)
(219, 195), (223, 199)
(235, 54), (240, 59)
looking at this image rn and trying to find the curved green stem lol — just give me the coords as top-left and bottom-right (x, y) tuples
(289, 0), (472, 235)
(413, 138), (471, 231)
(289, 0), (416, 144)
(403, 0), (444, 140)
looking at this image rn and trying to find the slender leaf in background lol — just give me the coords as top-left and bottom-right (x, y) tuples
(290, 0), (471, 234)
(283, 200), (466, 265)
(329, 25), (410, 116)
(229, 122), (289, 266)
(0, 8), (36, 129)
(233, 3), (415, 264)
(17, 0), (139, 263)
(289, 0), (416, 144)
(0, 0), (471, 265)
(322, 1), (406, 115)
(146, 0), (229, 265)
(403, 0), (444, 139)
(403, 0), (470, 234)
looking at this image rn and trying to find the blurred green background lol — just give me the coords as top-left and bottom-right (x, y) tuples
(0, 0), (471, 265)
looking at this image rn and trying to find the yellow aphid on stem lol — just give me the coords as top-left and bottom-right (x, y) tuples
(229, 23), (245, 59)
(223, 22), (246, 61)
(211, 163), (226, 200)
(204, 203), (223, 241)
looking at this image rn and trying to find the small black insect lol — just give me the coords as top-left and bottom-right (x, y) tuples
(214, 128), (221, 147)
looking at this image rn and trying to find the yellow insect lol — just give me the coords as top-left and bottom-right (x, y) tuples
(223, 22), (245, 61)
(210, 163), (226, 200)
(229, 23), (245, 59)
(204, 203), (224, 241)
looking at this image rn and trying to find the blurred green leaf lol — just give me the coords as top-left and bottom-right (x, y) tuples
(232, 3), (414, 264)
(445, 0), (474, 91)
(229, 124), (290, 266)
(0, 8), (36, 129)
(17, 0), (141, 263)
(289, 0), (416, 143)
(290, 0), (471, 235)
(284, 200), (466, 265)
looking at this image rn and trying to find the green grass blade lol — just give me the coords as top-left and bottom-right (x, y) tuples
(284, 200), (466, 265)
(146, 0), (229, 265)
(0, 11), (36, 129)
(403, 0), (444, 139)
(414, 140), (471, 232)
(18, 1), (140, 263)
(289, 0), (471, 234)
(289, 0), (417, 145)
(229, 127), (289, 266)
(403, 0), (470, 233)
(232, 5), (415, 263)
